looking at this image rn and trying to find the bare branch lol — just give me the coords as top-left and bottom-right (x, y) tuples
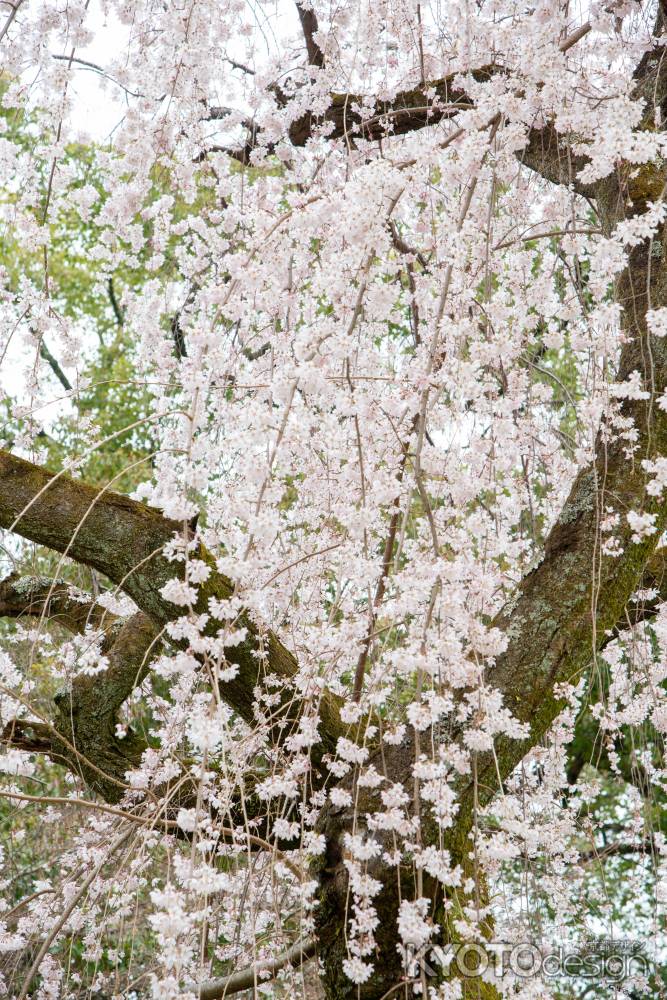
(195, 936), (317, 1000)
(0, 572), (112, 635)
(52, 54), (146, 99)
(39, 340), (72, 392)
(223, 56), (255, 75)
(0, 0), (25, 44)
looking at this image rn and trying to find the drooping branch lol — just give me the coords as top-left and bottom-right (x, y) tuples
(51, 54), (147, 99)
(2, 18), (666, 1000)
(314, 53), (667, 999)
(565, 705), (660, 802)
(16, 827), (134, 1000)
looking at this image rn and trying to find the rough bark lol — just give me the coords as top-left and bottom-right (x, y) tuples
(0, 451), (345, 769)
(0, 573), (114, 635)
(2, 605), (159, 803)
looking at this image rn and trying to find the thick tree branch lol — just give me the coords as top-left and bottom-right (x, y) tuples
(0, 450), (344, 766)
(285, 76), (595, 198)
(2, 609), (159, 801)
(286, 76), (479, 148)
(296, 2), (324, 69)
(519, 120), (596, 195)
(220, 24), (597, 198)
(0, 575), (157, 799)
(221, 71), (595, 198)
(0, 572), (114, 635)
(0, 596), (295, 841)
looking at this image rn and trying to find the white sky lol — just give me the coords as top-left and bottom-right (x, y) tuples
(64, 11), (131, 140)
(65, 2), (298, 141)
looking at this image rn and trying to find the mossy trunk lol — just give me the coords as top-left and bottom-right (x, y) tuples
(313, 733), (501, 1000)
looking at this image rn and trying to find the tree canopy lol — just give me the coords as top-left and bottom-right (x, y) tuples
(1, 2), (667, 998)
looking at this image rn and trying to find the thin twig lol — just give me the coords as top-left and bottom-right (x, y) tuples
(0, 0), (25, 43)
(52, 54), (146, 98)
(18, 828), (133, 1000)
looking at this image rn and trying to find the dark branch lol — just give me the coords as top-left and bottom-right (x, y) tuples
(223, 56), (255, 76)
(210, 63), (593, 197)
(0, 573), (114, 635)
(52, 54), (146, 99)
(296, 2), (325, 69)
(519, 120), (596, 196)
(107, 277), (124, 327)
(286, 78), (478, 147)
(39, 340), (72, 392)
